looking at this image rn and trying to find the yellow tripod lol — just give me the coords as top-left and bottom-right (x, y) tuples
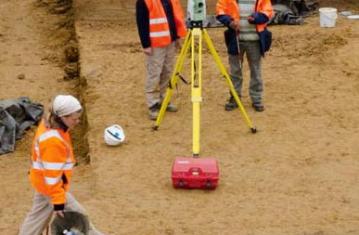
(153, 27), (257, 156)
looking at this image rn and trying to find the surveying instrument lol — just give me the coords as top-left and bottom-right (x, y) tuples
(154, 0), (257, 159)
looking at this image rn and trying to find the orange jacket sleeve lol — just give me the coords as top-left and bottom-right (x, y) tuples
(40, 138), (68, 206)
(257, 0), (273, 20)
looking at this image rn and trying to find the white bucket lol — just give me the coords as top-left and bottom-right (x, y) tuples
(319, 7), (338, 27)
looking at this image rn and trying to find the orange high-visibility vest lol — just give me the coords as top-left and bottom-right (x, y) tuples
(29, 120), (75, 205)
(144, 0), (187, 48)
(216, 0), (273, 32)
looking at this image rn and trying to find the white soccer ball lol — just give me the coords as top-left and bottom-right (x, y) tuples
(104, 124), (125, 146)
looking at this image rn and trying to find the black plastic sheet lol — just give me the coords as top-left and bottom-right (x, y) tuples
(0, 97), (43, 155)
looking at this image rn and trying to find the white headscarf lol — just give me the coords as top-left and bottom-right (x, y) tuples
(52, 95), (82, 117)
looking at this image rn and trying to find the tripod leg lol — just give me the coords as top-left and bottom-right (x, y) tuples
(202, 29), (256, 133)
(153, 31), (192, 130)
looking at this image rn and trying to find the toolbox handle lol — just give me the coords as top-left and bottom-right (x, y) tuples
(189, 167), (203, 176)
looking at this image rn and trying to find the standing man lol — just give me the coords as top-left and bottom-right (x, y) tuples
(216, 0), (273, 112)
(19, 95), (104, 235)
(136, 0), (187, 120)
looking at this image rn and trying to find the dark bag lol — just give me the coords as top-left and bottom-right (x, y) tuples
(258, 28), (272, 56)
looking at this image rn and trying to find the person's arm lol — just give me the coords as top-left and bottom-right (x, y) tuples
(136, 0), (151, 49)
(217, 15), (239, 32)
(249, 0), (273, 24)
(216, 15), (232, 27)
(216, 0), (239, 31)
(40, 138), (68, 212)
(215, 0), (233, 27)
(259, 0), (274, 20)
(248, 12), (269, 24)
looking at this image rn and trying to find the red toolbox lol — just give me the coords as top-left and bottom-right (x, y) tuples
(171, 157), (219, 189)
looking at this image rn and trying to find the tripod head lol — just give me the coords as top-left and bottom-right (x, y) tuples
(186, 0), (224, 28)
(187, 0), (207, 28)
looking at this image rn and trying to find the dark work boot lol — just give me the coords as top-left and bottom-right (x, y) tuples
(166, 103), (178, 112)
(252, 102), (265, 112)
(224, 96), (239, 111)
(148, 103), (160, 120)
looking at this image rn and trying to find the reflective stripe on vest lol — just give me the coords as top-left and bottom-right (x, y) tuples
(149, 17), (170, 38)
(32, 161), (74, 170)
(145, 0), (171, 47)
(145, 0), (186, 47)
(44, 176), (62, 185)
(150, 17), (168, 25)
(150, 31), (170, 38)
(32, 129), (73, 183)
(38, 130), (62, 142)
(34, 130), (63, 158)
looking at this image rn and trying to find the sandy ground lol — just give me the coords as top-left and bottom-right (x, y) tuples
(0, 0), (80, 233)
(1, 0), (359, 234)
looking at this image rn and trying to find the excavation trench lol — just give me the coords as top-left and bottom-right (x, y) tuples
(41, 0), (90, 164)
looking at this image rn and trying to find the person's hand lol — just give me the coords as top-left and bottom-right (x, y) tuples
(175, 39), (183, 50)
(143, 47), (152, 56)
(248, 13), (269, 24)
(229, 19), (240, 33)
(248, 15), (255, 24)
(54, 210), (64, 218)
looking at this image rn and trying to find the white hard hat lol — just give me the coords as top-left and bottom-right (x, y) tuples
(104, 124), (125, 146)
